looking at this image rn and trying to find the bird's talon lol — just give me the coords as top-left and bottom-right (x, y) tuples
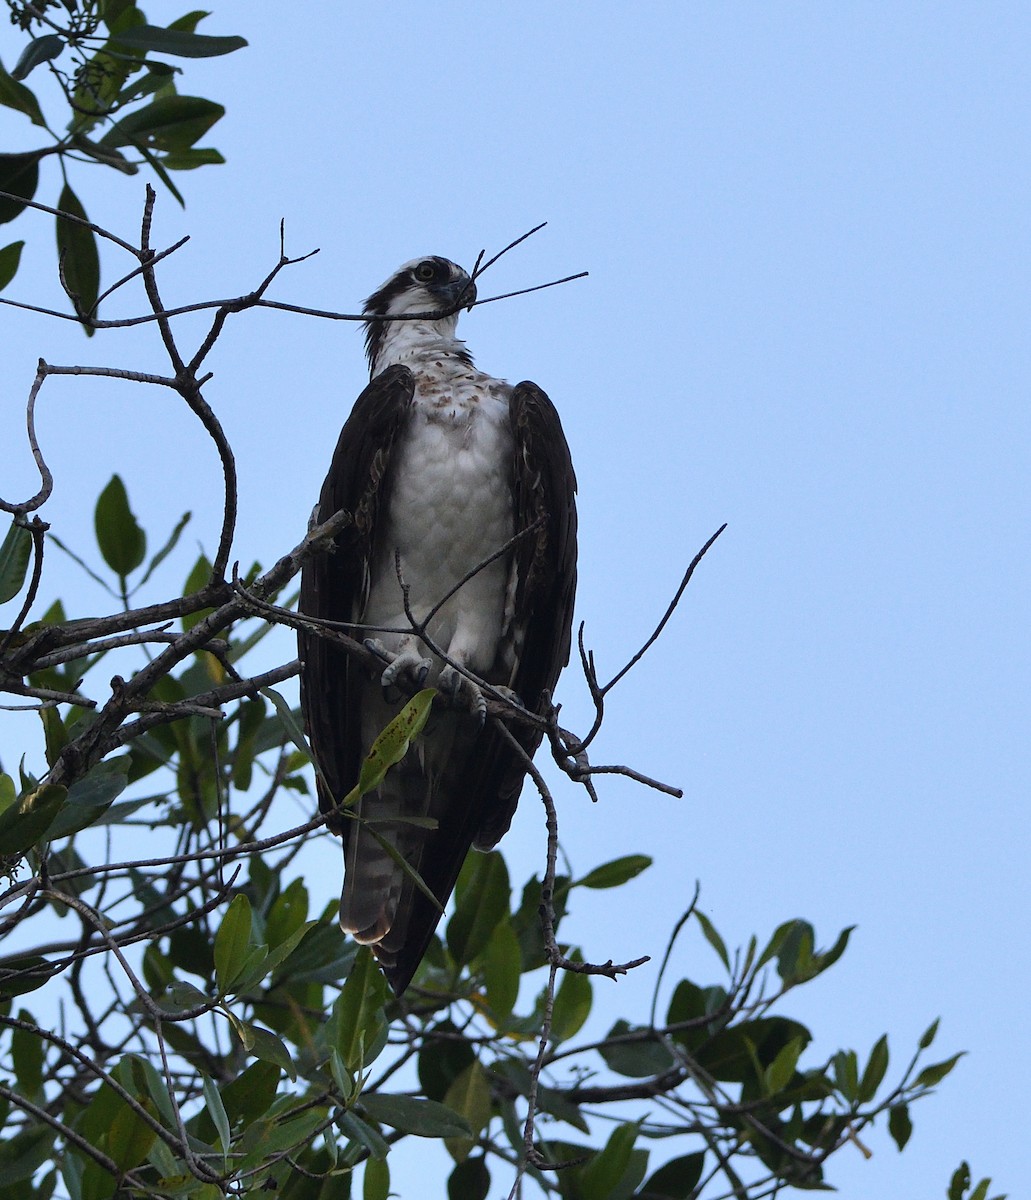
(364, 637), (390, 663)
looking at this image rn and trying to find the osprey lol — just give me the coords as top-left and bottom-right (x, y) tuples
(299, 256), (577, 995)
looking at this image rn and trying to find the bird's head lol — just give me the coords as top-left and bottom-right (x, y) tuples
(363, 257), (477, 374)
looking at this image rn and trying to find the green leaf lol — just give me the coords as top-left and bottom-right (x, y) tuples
(0, 151), (40, 224)
(56, 183), (100, 330)
(0, 519), (32, 603)
(247, 1025), (296, 1081)
(914, 1051), (964, 1089)
(0, 60), (46, 127)
(0, 239), (23, 292)
(338, 1109), (390, 1161)
(443, 1060), (492, 1163)
(363, 1155), (389, 1200)
(919, 1017), (940, 1050)
(858, 1033), (889, 1102)
(695, 910), (730, 971)
(11, 1010), (45, 1097)
(0, 783), (66, 856)
(0, 1126), (56, 1187)
(335, 946), (389, 1072)
(579, 1121), (639, 1200)
(201, 1073), (231, 1156)
(46, 757), (129, 839)
(764, 1035), (804, 1095)
(483, 918), (521, 1020)
(341, 689), (436, 810)
(575, 854), (652, 889)
(448, 1156), (490, 1200)
(112, 25), (247, 58)
(213, 893), (254, 994)
(598, 1021), (675, 1078)
(10, 35), (64, 81)
(70, 133), (138, 175)
(639, 1151), (706, 1199)
(697, 1017), (811, 1085)
(360, 1094), (471, 1140)
(94, 475), (145, 577)
(417, 1021), (476, 1103)
(447, 850), (510, 967)
(0, 955), (60, 999)
(550, 953), (593, 1042)
(137, 509), (191, 587)
(949, 1162), (972, 1200)
(832, 1049), (859, 1101)
(101, 95), (225, 151)
(888, 1102), (912, 1151)
(161, 147), (226, 170)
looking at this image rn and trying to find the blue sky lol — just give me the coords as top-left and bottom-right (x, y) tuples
(2, 4), (1027, 1196)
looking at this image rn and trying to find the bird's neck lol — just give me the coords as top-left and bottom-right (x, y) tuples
(369, 316), (473, 378)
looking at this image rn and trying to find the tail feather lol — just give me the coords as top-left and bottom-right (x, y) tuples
(337, 752), (434, 947)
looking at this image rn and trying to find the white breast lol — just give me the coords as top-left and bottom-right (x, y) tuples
(364, 361), (515, 675)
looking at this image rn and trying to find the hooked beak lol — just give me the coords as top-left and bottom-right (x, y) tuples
(430, 275), (477, 313)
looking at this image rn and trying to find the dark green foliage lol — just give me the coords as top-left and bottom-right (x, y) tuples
(0, 5), (243, 302)
(0, 408), (990, 1199)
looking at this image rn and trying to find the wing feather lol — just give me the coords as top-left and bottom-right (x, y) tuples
(298, 365), (415, 832)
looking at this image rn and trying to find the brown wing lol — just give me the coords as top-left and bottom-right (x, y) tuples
(298, 365), (415, 832)
(376, 380), (578, 993)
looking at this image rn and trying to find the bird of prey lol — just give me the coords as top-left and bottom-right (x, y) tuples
(299, 256), (577, 995)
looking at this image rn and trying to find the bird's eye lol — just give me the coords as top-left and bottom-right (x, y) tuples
(414, 261), (437, 282)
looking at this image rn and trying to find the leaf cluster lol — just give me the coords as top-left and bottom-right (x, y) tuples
(0, 0), (245, 319)
(0, 197), (996, 1199)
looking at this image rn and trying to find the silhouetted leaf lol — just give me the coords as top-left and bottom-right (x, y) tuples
(418, 1021), (476, 1103)
(639, 1151), (705, 1199)
(112, 25), (247, 58)
(56, 183), (100, 330)
(101, 95), (225, 151)
(597, 1021), (675, 1078)
(361, 1094), (470, 1140)
(915, 1052), (964, 1089)
(10, 35), (64, 81)
(0, 152), (40, 224)
(575, 854), (651, 889)
(0, 955), (60, 1000)
(0, 239), (23, 291)
(888, 1102), (912, 1151)
(949, 1162), (971, 1200)
(0, 519), (32, 603)
(95, 475), (145, 577)
(695, 909), (730, 971)
(0, 60), (46, 126)
(448, 1156), (489, 1200)
(919, 1017), (940, 1050)
(858, 1033), (889, 1101)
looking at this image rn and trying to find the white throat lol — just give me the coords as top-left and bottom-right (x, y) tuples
(371, 316), (470, 379)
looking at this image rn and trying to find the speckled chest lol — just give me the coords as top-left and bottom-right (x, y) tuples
(383, 364), (516, 576)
